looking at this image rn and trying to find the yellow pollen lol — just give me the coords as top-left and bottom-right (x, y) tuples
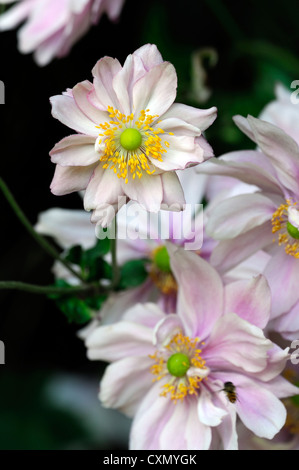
(149, 332), (207, 404)
(96, 107), (171, 183)
(272, 199), (299, 258)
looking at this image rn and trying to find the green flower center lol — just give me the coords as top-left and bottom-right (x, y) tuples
(287, 221), (299, 240)
(153, 246), (171, 273)
(167, 353), (190, 377)
(120, 128), (142, 151)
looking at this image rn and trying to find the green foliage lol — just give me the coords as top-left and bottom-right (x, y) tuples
(48, 279), (106, 324)
(118, 259), (149, 290)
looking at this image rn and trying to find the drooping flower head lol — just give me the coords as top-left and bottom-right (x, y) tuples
(85, 246), (297, 450)
(49, 44), (217, 227)
(0, 0), (125, 66)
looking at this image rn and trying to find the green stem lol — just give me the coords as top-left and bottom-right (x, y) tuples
(0, 177), (86, 284)
(0, 281), (95, 296)
(110, 217), (120, 288)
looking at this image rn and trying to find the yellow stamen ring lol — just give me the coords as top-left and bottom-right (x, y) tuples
(96, 107), (170, 183)
(272, 199), (299, 258)
(149, 332), (207, 403)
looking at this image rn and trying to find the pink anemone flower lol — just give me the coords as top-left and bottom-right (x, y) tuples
(0, 0), (125, 66)
(198, 115), (299, 340)
(49, 44), (217, 227)
(84, 245), (297, 450)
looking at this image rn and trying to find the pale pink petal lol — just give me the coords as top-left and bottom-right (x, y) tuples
(150, 135), (204, 171)
(263, 250), (299, 320)
(159, 401), (190, 450)
(133, 44), (164, 69)
(253, 344), (290, 382)
(205, 313), (272, 374)
(236, 376), (287, 440)
(84, 165), (124, 210)
(35, 208), (95, 249)
(153, 314), (184, 349)
(261, 375), (299, 399)
(160, 172), (185, 211)
(50, 162), (97, 195)
(159, 117), (202, 136)
(247, 115), (299, 195)
(50, 94), (99, 136)
(185, 399), (212, 450)
(133, 61), (177, 117)
(99, 287), (156, 326)
(197, 386), (228, 426)
(86, 321), (154, 362)
(18, 1), (68, 53)
(72, 80), (109, 124)
(122, 173), (163, 212)
(223, 275), (271, 329)
(161, 103), (217, 132)
(90, 56), (122, 111)
(177, 168), (208, 206)
(210, 222), (274, 273)
(197, 151), (283, 195)
(167, 244), (224, 339)
(99, 355), (153, 417)
(50, 134), (98, 166)
(271, 300), (299, 340)
(206, 193), (276, 239)
(123, 303), (165, 329)
(130, 381), (175, 450)
(0, 0), (35, 31)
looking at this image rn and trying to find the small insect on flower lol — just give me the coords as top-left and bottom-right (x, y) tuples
(222, 381), (237, 403)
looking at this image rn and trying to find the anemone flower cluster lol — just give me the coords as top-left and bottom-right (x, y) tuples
(23, 34), (299, 450)
(0, 0), (125, 66)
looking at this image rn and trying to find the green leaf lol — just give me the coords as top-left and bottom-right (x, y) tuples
(55, 296), (93, 324)
(64, 245), (82, 265)
(84, 258), (113, 282)
(81, 238), (111, 268)
(118, 259), (149, 290)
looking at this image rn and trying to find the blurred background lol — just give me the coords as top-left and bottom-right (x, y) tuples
(1, 0), (299, 449)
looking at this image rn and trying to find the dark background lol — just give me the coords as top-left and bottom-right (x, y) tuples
(1, 0), (299, 449)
